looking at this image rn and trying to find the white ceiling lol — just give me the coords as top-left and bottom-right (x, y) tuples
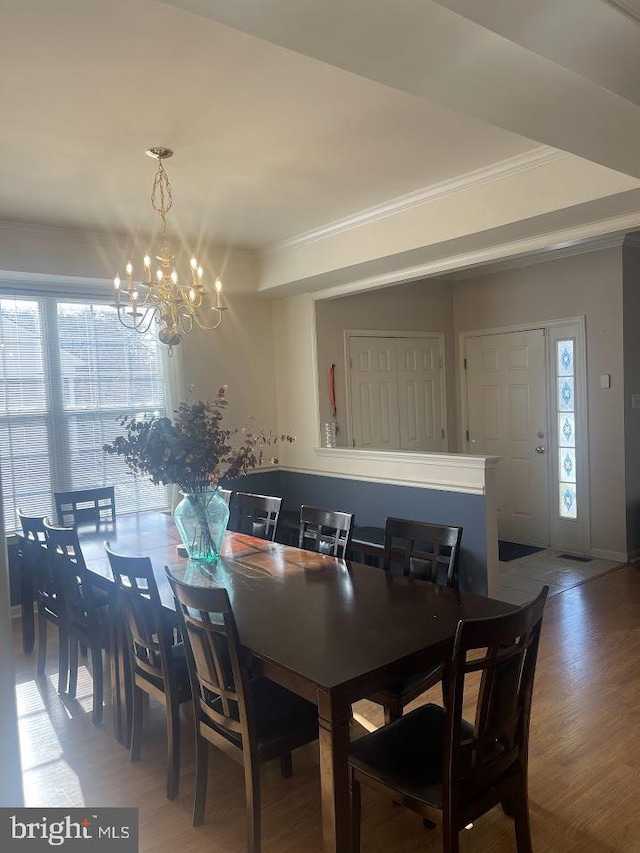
(1, 0), (639, 253)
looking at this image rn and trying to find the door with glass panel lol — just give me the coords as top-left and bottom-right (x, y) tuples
(465, 329), (550, 547)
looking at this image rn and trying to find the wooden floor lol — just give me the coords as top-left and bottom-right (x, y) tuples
(11, 564), (640, 852)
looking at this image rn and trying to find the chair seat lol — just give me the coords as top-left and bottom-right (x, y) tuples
(348, 703), (475, 808)
(205, 676), (318, 758)
(372, 663), (444, 703)
(135, 642), (192, 703)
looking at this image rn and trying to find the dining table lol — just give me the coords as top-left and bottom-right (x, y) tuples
(76, 510), (514, 853)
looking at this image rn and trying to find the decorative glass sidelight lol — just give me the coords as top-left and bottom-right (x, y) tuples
(557, 340), (577, 519)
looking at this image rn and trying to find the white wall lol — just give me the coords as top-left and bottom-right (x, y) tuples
(0, 221), (260, 294)
(314, 278), (457, 448)
(453, 247), (625, 557)
(180, 294), (278, 432)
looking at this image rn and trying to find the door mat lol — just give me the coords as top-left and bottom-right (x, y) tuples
(558, 553), (592, 562)
(498, 541), (544, 562)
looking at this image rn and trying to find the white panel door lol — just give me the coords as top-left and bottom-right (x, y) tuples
(466, 329), (549, 546)
(349, 336), (400, 449)
(397, 337), (444, 452)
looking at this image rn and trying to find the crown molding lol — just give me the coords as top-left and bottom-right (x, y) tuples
(310, 210), (640, 301)
(603, 0), (640, 23)
(0, 218), (255, 260)
(263, 146), (565, 256)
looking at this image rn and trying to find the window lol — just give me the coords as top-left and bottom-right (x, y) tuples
(0, 294), (168, 530)
(557, 339), (577, 520)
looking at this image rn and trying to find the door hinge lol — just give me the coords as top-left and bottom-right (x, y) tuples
(463, 358), (468, 370)
(441, 428), (445, 439)
(352, 437), (356, 447)
(466, 429), (470, 442)
(437, 357), (443, 369)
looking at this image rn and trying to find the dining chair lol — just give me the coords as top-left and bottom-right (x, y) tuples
(229, 492), (282, 542)
(17, 510), (68, 693)
(104, 544), (191, 800)
(43, 520), (112, 724)
(54, 486), (116, 527)
(298, 505), (355, 558)
(349, 586), (549, 853)
(382, 516), (463, 585)
(368, 517), (463, 724)
(165, 568), (318, 852)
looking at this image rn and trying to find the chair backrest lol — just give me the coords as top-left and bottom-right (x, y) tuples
(105, 543), (173, 684)
(217, 488), (233, 506)
(444, 586), (548, 811)
(17, 510), (52, 599)
(43, 519), (101, 622)
(229, 492), (282, 542)
(54, 486), (116, 527)
(383, 517), (463, 587)
(164, 568), (257, 753)
(298, 505), (354, 558)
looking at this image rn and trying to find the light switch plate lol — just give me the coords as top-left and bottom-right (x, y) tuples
(600, 374), (610, 389)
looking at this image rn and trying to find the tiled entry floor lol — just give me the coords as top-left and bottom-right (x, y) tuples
(498, 548), (621, 605)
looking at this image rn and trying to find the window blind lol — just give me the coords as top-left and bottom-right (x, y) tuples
(0, 295), (169, 530)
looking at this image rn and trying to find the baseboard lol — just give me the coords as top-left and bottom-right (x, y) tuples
(589, 548), (628, 563)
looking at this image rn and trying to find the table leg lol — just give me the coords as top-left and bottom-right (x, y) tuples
(318, 690), (352, 853)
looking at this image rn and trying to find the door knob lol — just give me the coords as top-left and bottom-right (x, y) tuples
(535, 445), (546, 454)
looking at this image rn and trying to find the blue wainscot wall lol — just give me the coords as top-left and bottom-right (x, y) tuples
(237, 468), (489, 596)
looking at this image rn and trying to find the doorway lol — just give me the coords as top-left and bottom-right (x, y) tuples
(462, 319), (589, 555)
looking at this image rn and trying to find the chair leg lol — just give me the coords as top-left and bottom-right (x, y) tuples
(57, 627), (69, 695)
(280, 751), (292, 779)
(130, 685), (144, 763)
(349, 772), (361, 853)
(193, 732), (209, 827)
(383, 705), (402, 726)
(91, 647), (104, 725)
(166, 695), (181, 801)
(36, 612), (48, 676)
(511, 772), (533, 853)
(244, 761), (261, 853)
(442, 823), (460, 853)
(68, 639), (79, 698)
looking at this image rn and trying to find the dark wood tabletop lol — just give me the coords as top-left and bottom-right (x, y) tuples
(77, 511), (513, 853)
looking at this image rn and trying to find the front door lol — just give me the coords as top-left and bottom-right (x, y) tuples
(465, 329), (549, 546)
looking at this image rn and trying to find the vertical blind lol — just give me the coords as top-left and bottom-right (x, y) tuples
(0, 294), (169, 530)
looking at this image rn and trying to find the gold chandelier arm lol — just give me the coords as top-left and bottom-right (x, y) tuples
(190, 305), (225, 331)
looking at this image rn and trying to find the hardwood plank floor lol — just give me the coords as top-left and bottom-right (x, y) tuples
(11, 564), (640, 852)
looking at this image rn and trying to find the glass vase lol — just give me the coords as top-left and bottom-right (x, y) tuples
(173, 488), (230, 564)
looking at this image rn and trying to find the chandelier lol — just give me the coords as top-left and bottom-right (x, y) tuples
(114, 147), (225, 353)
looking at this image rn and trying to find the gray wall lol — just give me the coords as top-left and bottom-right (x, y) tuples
(315, 278), (456, 448)
(244, 468), (489, 595)
(623, 239), (640, 558)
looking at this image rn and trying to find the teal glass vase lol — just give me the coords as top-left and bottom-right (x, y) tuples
(173, 488), (230, 563)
